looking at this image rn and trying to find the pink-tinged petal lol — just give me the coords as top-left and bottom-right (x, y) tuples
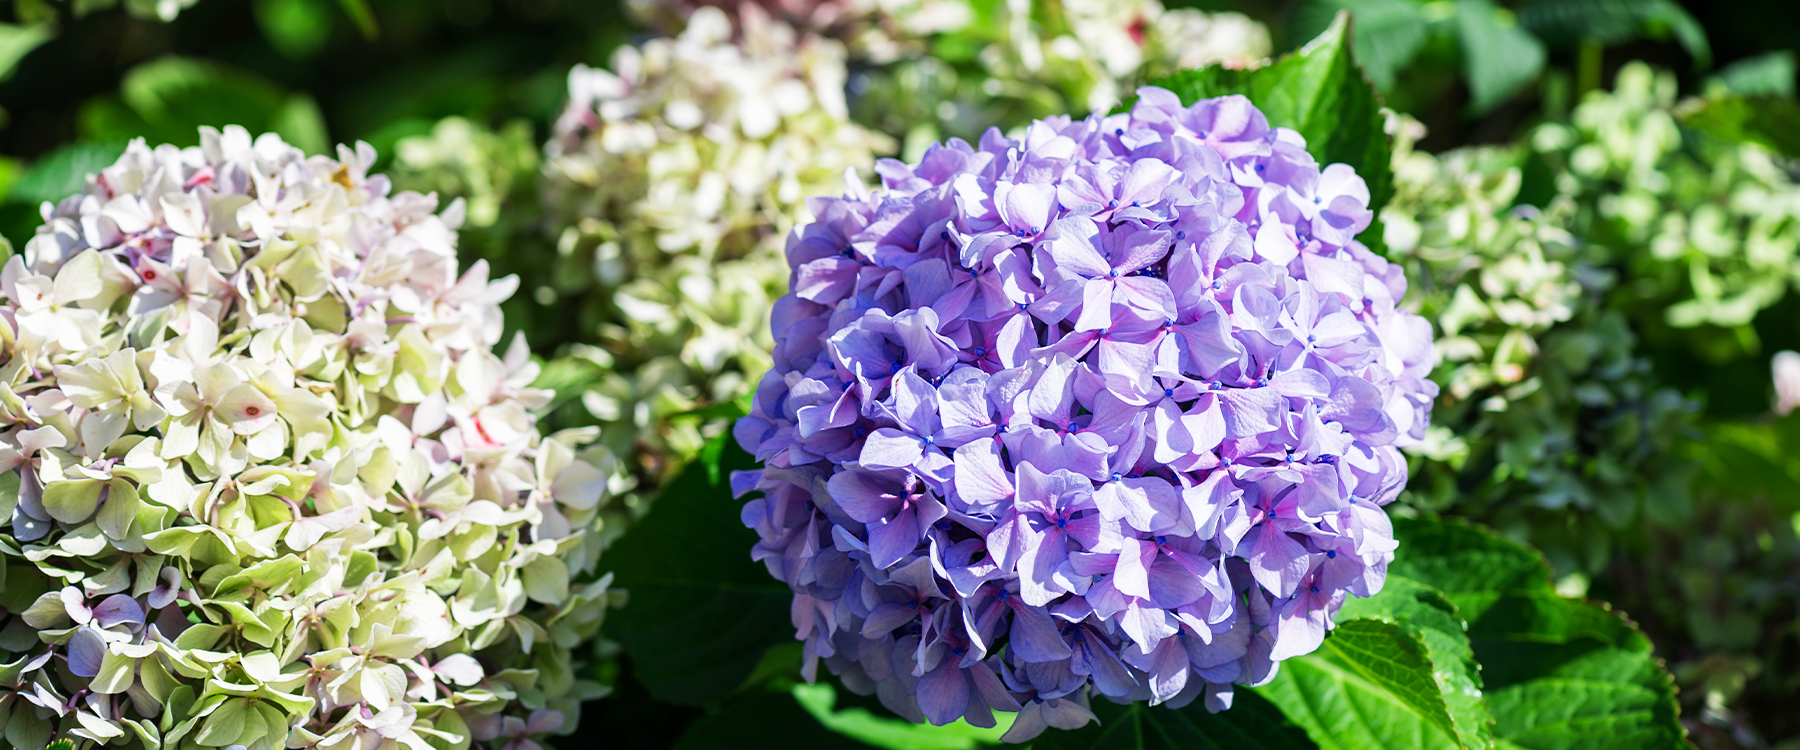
(1046, 218), (1111, 278)
(1072, 279), (1115, 332)
(1018, 528), (1071, 606)
(862, 602), (921, 638)
(1301, 252), (1366, 302)
(1270, 369), (1330, 399)
(1008, 604), (1074, 662)
(826, 470), (898, 525)
(68, 626), (106, 677)
(952, 439), (1014, 506)
(1246, 525), (1313, 598)
(1000, 182), (1055, 234)
(1119, 159), (1176, 206)
(1253, 222), (1299, 265)
(860, 428), (925, 471)
(1112, 538), (1158, 600)
(1117, 277), (1177, 322)
(1219, 387), (1282, 438)
(916, 660), (971, 726)
(867, 505), (922, 569)
(1269, 596), (1330, 661)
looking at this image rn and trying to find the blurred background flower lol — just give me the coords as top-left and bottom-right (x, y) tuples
(3, 0), (1800, 747)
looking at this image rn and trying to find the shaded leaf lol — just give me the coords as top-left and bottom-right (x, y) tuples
(671, 689), (879, 750)
(1259, 618), (1464, 749)
(1518, 0), (1709, 66)
(1390, 518), (1690, 750)
(792, 682), (1005, 749)
(0, 23), (51, 82)
(601, 428), (793, 704)
(1140, 11), (1395, 223)
(1456, 0), (1547, 113)
(1709, 51), (1796, 98)
(1341, 577), (1495, 749)
(1674, 94), (1800, 159)
(7, 141), (126, 208)
(1033, 687), (1317, 749)
(1292, 0), (1429, 93)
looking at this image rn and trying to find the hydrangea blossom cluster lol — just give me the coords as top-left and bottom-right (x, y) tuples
(735, 88), (1435, 738)
(0, 128), (618, 750)
(634, 0), (1271, 147)
(1381, 113), (1693, 572)
(1544, 62), (1800, 331)
(542, 4), (892, 492)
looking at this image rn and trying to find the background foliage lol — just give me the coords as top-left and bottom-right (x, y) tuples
(2, 0), (1798, 749)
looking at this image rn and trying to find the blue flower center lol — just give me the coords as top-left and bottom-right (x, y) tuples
(973, 346), (987, 356)
(1163, 387), (1175, 398)
(1056, 516), (1068, 529)
(1309, 584), (1320, 594)
(1067, 422), (1080, 433)
(1155, 536), (1167, 546)
(1326, 550), (1337, 559)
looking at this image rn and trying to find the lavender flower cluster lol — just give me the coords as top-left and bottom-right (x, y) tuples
(733, 87), (1436, 739)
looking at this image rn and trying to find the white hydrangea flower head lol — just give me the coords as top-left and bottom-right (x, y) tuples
(0, 126), (620, 750)
(543, 3), (893, 486)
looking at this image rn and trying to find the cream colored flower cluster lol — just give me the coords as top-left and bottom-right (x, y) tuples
(0, 127), (619, 750)
(1382, 113), (1694, 571)
(542, 5), (892, 485)
(1543, 62), (1800, 330)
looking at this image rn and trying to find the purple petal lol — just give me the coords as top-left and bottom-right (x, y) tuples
(68, 626), (105, 677)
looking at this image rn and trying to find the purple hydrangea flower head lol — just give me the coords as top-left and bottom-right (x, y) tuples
(735, 86), (1437, 740)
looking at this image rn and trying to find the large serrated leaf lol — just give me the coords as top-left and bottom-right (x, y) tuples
(1455, 0), (1547, 114)
(1341, 577), (1496, 749)
(601, 431), (794, 705)
(1138, 10), (1394, 220)
(1031, 687), (1317, 749)
(1259, 617), (1465, 750)
(1389, 518), (1690, 750)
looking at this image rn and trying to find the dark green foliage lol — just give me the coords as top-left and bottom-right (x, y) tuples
(1031, 690), (1317, 750)
(599, 432), (793, 705)
(1143, 11), (1394, 218)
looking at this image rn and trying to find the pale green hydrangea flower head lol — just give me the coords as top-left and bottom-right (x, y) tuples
(1382, 113), (1696, 572)
(541, 4), (893, 492)
(1541, 62), (1800, 332)
(0, 126), (621, 750)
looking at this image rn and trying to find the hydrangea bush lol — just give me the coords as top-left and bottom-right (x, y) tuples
(1540, 62), (1800, 346)
(1381, 114), (1697, 571)
(541, 5), (893, 496)
(634, 0), (1271, 149)
(733, 87), (1436, 738)
(0, 127), (618, 749)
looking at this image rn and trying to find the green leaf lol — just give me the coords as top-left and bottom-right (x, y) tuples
(195, 697), (248, 747)
(1340, 578), (1496, 749)
(671, 689), (879, 750)
(0, 23), (52, 82)
(601, 427), (793, 704)
(335, 0), (379, 40)
(78, 56), (331, 153)
(7, 141), (125, 207)
(1140, 10), (1395, 220)
(1674, 93), (1800, 159)
(1032, 688), (1318, 749)
(1292, 0), (1429, 93)
(1389, 518), (1690, 750)
(1517, 0), (1710, 67)
(253, 0), (332, 59)
(1455, 0), (1548, 113)
(1259, 618), (1463, 750)
(793, 682), (1006, 750)
(1709, 51), (1797, 98)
